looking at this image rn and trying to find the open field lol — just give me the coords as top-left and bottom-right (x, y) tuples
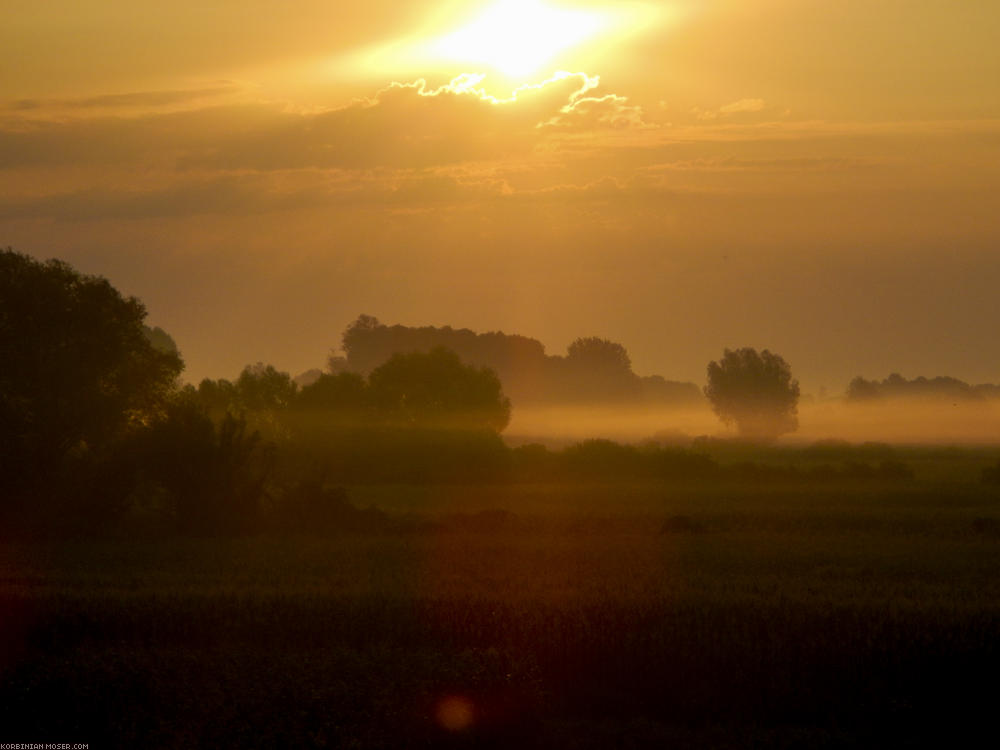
(3, 473), (1000, 748)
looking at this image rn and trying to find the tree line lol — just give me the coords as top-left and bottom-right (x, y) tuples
(5, 249), (995, 537)
(338, 314), (703, 406)
(847, 373), (1000, 402)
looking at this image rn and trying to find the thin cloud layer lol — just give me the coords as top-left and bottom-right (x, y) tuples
(7, 85), (240, 112)
(0, 73), (645, 174)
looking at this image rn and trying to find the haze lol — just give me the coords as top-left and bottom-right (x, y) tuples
(3, 0), (999, 397)
(507, 401), (1000, 447)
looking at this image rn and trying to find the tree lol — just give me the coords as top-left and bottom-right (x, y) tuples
(195, 362), (296, 414)
(367, 347), (511, 432)
(341, 314), (385, 372)
(295, 372), (367, 412)
(704, 348), (799, 439)
(143, 325), (180, 358)
(139, 399), (273, 534)
(562, 337), (640, 401)
(235, 363), (297, 411)
(566, 337), (632, 373)
(0, 249), (183, 488)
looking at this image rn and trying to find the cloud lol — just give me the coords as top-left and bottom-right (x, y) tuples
(719, 98), (766, 114)
(542, 80), (649, 131)
(7, 85), (240, 112)
(180, 72), (649, 170)
(641, 156), (869, 173)
(694, 98), (770, 121)
(0, 73), (645, 172)
(0, 178), (301, 221)
(2, 70), (998, 228)
(0, 171), (516, 222)
(0, 103), (285, 168)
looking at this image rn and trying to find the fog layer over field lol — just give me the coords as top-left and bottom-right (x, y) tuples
(507, 398), (1000, 446)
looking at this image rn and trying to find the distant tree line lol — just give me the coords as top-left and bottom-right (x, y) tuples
(847, 373), (1000, 402)
(338, 315), (703, 406)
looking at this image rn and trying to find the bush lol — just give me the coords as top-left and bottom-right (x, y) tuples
(138, 401), (273, 534)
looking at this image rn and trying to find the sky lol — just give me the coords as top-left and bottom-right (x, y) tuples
(2, 0), (999, 394)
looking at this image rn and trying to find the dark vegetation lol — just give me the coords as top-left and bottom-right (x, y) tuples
(847, 371), (1000, 401)
(340, 314), (703, 406)
(3, 249), (1000, 747)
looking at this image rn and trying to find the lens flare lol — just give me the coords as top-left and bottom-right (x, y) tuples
(435, 694), (475, 732)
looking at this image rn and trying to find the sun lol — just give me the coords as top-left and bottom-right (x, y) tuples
(426, 0), (609, 77)
(341, 1), (666, 88)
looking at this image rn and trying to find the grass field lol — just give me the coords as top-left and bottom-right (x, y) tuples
(2, 475), (999, 747)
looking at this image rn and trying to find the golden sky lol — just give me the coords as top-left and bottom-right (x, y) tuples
(2, 0), (999, 392)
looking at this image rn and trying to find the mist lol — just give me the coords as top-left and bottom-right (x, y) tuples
(506, 398), (1000, 447)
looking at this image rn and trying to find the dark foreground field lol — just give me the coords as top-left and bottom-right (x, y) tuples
(2, 481), (1000, 748)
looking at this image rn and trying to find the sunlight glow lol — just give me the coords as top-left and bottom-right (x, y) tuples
(428, 0), (608, 77)
(339, 1), (667, 88)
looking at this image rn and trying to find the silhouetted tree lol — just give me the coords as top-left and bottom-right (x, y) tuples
(293, 368), (324, 388)
(566, 337), (632, 373)
(143, 325), (180, 358)
(0, 249), (182, 499)
(195, 377), (239, 416)
(341, 314), (385, 372)
(326, 355), (349, 374)
(195, 363), (296, 432)
(562, 337), (642, 401)
(235, 363), (297, 411)
(139, 399), (273, 534)
(846, 376), (881, 400)
(367, 347), (511, 432)
(295, 372), (368, 412)
(705, 348), (799, 439)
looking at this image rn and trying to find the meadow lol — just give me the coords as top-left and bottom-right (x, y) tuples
(2, 457), (1000, 748)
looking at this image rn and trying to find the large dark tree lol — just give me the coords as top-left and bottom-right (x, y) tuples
(367, 347), (511, 432)
(0, 249), (183, 486)
(704, 347), (799, 439)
